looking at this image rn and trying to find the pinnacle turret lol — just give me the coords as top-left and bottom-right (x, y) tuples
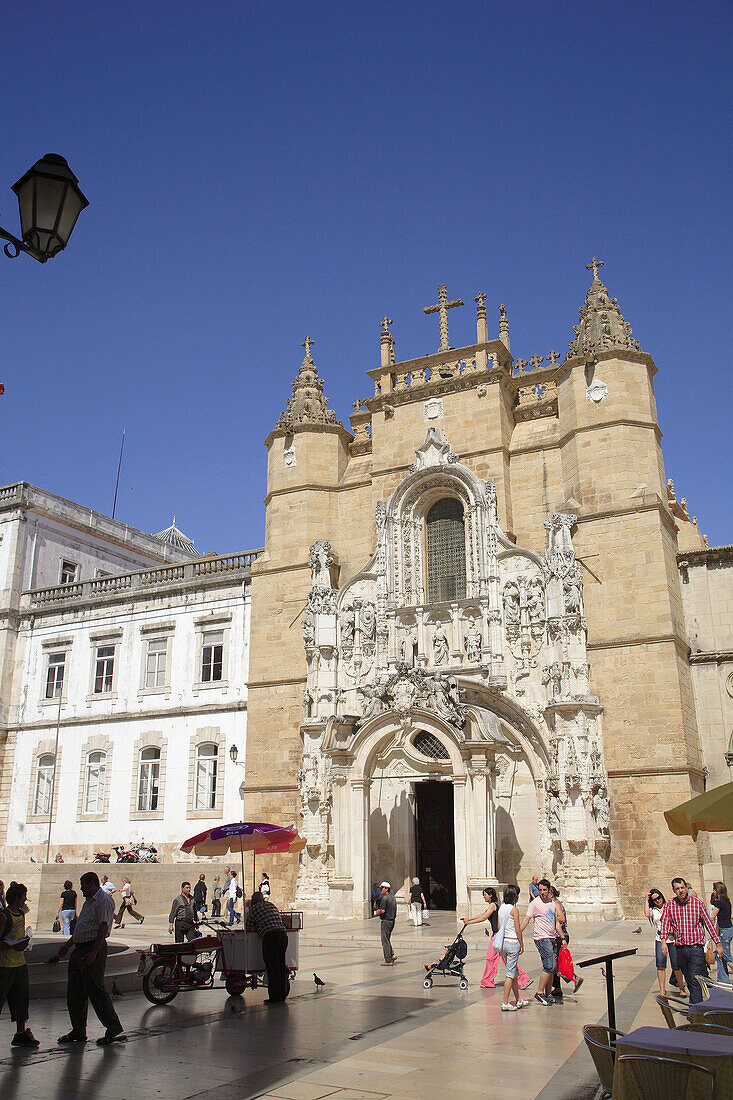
(566, 258), (642, 360)
(275, 337), (341, 432)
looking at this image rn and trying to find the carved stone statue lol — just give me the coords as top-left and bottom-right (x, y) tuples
(526, 578), (545, 627)
(339, 605), (355, 647)
(302, 688), (314, 718)
(309, 540), (333, 589)
(302, 609), (315, 647)
(358, 682), (385, 722)
(564, 572), (582, 615)
(593, 787), (611, 833)
(464, 620), (482, 663)
(544, 513), (578, 579)
(543, 662), (562, 700)
(401, 630), (418, 667)
(502, 582), (520, 628)
(360, 601), (376, 642)
(433, 625), (450, 665)
(547, 795), (561, 840)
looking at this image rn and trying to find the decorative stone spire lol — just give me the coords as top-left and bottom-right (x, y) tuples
(475, 293), (488, 344)
(275, 338), (341, 432)
(380, 317), (395, 368)
(566, 258), (642, 360)
(498, 303), (510, 352)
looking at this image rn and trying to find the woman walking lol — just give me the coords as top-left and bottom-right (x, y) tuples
(645, 887), (686, 996)
(462, 887), (531, 990)
(56, 880), (77, 936)
(408, 878), (427, 927)
(212, 875), (222, 918)
(710, 882), (732, 984)
(550, 886), (583, 997)
(495, 885), (530, 1012)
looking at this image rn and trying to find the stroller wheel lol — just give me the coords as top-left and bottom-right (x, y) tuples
(459, 978), (469, 990)
(423, 977), (433, 989)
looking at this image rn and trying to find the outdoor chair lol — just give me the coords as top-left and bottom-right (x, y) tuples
(695, 976), (718, 998)
(654, 993), (690, 1028)
(697, 1009), (733, 1028)
(615, 1054), (714, 1100)
(582, 1024), (625, 1100)
(677, 1021), (733, 1036)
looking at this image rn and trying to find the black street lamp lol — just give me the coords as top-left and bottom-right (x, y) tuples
(0, 154), (89, 263)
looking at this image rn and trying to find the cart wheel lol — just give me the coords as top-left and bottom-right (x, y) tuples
(225, 980), (246, 996)
(459, 978), (469, 990)
(423, 977), (433, 989)
(143, 961), (178, 1004)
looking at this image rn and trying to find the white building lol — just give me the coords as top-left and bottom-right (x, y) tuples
(0, 482), (260, 861)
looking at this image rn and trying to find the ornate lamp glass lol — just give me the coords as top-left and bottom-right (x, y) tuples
(12, 154), (89, 262)
(229, 744), (239, 764)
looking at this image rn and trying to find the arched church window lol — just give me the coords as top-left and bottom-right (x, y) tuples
(425, 498), (466, 603)
(413, 731), (450, 761)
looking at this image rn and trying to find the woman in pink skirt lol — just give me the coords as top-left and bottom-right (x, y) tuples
(462, 886), (531, 989)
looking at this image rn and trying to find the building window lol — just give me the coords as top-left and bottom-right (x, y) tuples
(84, 750), (107, 814)
(145, 638), (168, 689)
(425, 498), (467, 603)
(137, 747), (161, 812)
(45, 651), (66, 700)
(94, 645), (115, 694)
(201, 631), (223, 683)
(59, 560), (79, 585)
(195, 743), (218, 810)
(33, 753), (55, 816)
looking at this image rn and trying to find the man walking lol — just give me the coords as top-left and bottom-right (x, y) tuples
(54, 871), (125, 1045)
(212, 875), (222, 918)
(520, 878), (563, 1006)
(375, 882), (397, 965)
(228, 870), (242, 926)
(100, 875), (115, 899)
(245, 890), (290, 1003)
(661, 877), (723, 1004)
(528, 875), (540, 901)
(113, 879), (144, 928)
(193, 874), (207, 917)
(168, 882), (199, 942)
(0, 882), (39, 1047)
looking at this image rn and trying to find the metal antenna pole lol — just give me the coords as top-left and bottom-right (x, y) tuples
(112, 429), (125, 520)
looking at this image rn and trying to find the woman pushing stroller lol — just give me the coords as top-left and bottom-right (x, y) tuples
(461, 886), (531, 991)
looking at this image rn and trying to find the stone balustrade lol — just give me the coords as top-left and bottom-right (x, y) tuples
(25, 549), (264, 607)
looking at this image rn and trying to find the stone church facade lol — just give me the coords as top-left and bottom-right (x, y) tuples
(0, 262), (729, 919)
(245, 262), (717, 918)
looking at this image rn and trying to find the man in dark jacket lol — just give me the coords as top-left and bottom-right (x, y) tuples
(375, 882), (397, 965)
(245, 891), (289, 1003)
(193, 875), (207, 917)
(168, 883), (198, 942)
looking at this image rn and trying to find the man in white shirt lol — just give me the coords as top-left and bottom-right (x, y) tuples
(228, 871), (242, 926)
(52, 872), (125, 1046)
(100, 876), (115, 897)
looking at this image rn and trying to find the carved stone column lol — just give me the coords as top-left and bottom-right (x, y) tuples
(350, 778), (371, 918)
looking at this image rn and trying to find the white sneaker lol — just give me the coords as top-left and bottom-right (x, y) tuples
(516, 999), (531, 1008)
(501, 1002), (518, 1011)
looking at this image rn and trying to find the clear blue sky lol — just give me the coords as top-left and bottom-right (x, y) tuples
(2, 1), (730, 551)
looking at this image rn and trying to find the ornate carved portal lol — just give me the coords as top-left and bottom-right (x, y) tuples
(296, 428), (620, 919)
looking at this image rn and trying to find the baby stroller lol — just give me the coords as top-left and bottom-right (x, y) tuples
(423, 930), (469, 989)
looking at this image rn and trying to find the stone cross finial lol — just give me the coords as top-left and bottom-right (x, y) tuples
(423, 284), (464, 351)
(301, 336), (314, 358)
(586, 256), (604, 279)
(380, 317), (393, 335)
(546, 350), (560, 365)
(475, 292), (487, 309)
(529, 355), (545, 370)
(513, 358), (527, 374)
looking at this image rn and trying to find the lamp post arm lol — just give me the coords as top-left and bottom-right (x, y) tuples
(0, 224), (46, 262)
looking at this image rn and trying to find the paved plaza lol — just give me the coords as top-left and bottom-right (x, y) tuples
(0, 912), (670, 1100)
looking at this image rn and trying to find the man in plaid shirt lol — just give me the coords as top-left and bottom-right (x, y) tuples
(660, 877), (722, 1004)
(245, 891), (289, 1003)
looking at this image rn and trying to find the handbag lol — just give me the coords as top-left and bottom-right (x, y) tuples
(705, 940), (715, 967)
(557, 944), (575, 981)
(52, 918), (61, 933)
(422, 908), (430, 923)
(492, 906), (513, 953)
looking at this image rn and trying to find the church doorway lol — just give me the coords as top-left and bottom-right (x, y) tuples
(415, 780), (456, 909)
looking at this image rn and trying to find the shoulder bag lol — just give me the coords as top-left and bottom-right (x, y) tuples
(492, 906), (514, 953)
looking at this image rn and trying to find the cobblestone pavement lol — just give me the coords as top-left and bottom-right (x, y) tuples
(1, 914), (665, 1100)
